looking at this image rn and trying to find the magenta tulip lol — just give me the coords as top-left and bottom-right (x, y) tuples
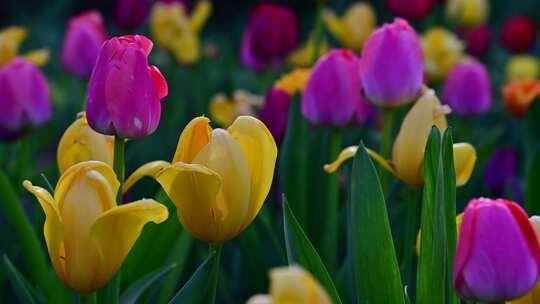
(454, 198), (540, 301)
(442, 61), (492, 116)
(0, 58), (51, 140)
(259, 88), (290, 143)
(61, 10), (107, 77)
(360, 18), (424, 107)
(241, 3), (298, 71)
(86, 35), (168, 138)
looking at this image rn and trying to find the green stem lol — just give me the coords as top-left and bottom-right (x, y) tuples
(311, 2), (324, 65)
(79, 293), (97, 304)
(380, 107), (395, 193)
(207, 245), (222, 304)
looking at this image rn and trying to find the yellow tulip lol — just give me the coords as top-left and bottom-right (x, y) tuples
(274, 68), (311, 96)
(421, 27), (464, 83)
(209, 90), (263, 127)
(323, 2), (376, 52)
(124, 116), (277, 244)
(246, 265), (332, 304)
(150, 1), (212, 65)
(287, 35), (330, 68)
(446, 0), (488, 28)
(506, 56), (540, 81)
(0, 26), (49, 67)
(23, 161), (168, 294)
(416, 213), (464, 255)
(325, 89), (477, 188)
(57, 113), (114, 174)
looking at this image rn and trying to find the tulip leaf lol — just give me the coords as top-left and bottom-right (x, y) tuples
(3, 254), (39, 304)
(526, 144), (540, 215)
(416, 127), (447, 304)
(120, 263), (177, 304)
(349, 142), (405, 304)
(282, 197), (342, 304)
(168, 253), (214, 304)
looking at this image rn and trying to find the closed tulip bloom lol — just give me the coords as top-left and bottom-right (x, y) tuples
(454, 198), (540, 301)
(501, 16), (536, 54)
(0, 26), (50, 67)
(502, 80), (540, 118)
(442, 60), (492, 116)
(57, 113), (114, 174)
(387, 0), (435, 20)
(460, 26), (490, 57)
(259, 89), (290, 144)
(241, 4), (298, 71)
(23, 161), (168, 294)
(360, 18), (424, 107)
(302, 49), (364, 126)
(421, 27), (464, 83)
(124, 116), (277, 244)
(446, 0), (488, 29)
(0, 58), (51, 140)
(246, 266), (332, 304)
(323, 2), (376, 52)
(86, 35), (168, 138)
(507, 56), (540, 81)
(325, 89), (477, 187)
(61, 11), (107, 77)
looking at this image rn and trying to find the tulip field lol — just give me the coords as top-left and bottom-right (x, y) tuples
(3, 0), (540, 303)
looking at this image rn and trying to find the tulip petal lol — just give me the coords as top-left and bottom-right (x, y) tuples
(190, 0), (212, 33)
(453, 143), (477, 186)
(324, 146), (395, 176)
(150, 65), (168, 99)
(123, 160), (171, 194)
(24, 49), (50, 67)
(91, 199), (168, 290)
(227, 116), (278, 230)
(172, 116), (212, 163)
(22, 181), (66, 282)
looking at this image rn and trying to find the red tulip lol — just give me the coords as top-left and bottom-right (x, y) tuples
(500, 16), (536, 53)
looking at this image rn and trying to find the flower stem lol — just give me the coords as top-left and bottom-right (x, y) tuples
(380, 107), (395, 193)
(79, 293), (97, 304)
(311, 1), (324, 65)
(207, 244), (222, 304)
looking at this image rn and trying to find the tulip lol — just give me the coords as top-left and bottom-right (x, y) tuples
(421, 27), (465, 83)
(387, 0), (435, 21)
(287, 35), (330, 68)
(86, 35), (168, 139)
(323, 2), (376, 52)
(209, 90), (263, 127)
(0, 58), (51, 140)
(61, 11), (107, 77)
(23, 161), (168, 294)
(150, 1), (211, 65)
(460, 25), (490, 57)
(446, 0), (488, 29)
(454, 198), (540, 301)
(502, 80), (540, 118)
(303, 49), (370, 126)
(507, 56), (540, 81)
(241, 4), (298, 71)
(483, 148), (523, 201)
(501, 16), (536, 54)
(123, 116), (277, 244)
(246, 266), (331, 304)
(442, 60), (492, 116)
(360, 18), (424, 107)
(57, 113), (114, 174)
(0, 26), (50, 67)
(325, 89), (477, 188)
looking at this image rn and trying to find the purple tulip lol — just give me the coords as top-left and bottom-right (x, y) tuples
(484, 148), (523, 201)
(61, 10), (107, 77)
(442, 61), (492, 116)
(86, 35), (168, 139)
(360, 18), (424, 107)
(259, 88), (290, 144)
(0, 58), (51, 140)
(302, 49), (363, 126)
(114, 0), (151, 29)
(454, 198), (540, 301)
(241, 3), (298, 71)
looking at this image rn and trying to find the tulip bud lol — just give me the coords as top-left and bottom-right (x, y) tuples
(421, 27), (464, 83)
(502, 80), (540, 118)
(446, 0), (488, 29)
(459, 26), (490, 57)
(241, 4), (298, 71)
(61, 11), (107, 77)
(360, 18), (424, 107)
(454, 198), (540, 301)
(387, 0), (435, 20)
(507, 56), (540, 81)
(303, 49), (370, 126)
(0, 58), (51, 140)
(442, 60), (492, 116)
(86, 35), (168, 138)
(501, 16), (536, 54)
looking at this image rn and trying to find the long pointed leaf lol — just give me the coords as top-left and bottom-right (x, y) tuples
(526, 144), (540, 215)
(120, 263), (177, 304)
(168, 254), (214, 304)
(3, 255), (36, 304)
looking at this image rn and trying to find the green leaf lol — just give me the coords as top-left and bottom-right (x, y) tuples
(526, 144), (540, 215)
(120, 263), (177, 304)
(416, 127), (447, 304)
(168, 254), (215, 304)
(3, 254), (36, 304)
(282, 197), (342, 304)
(349, 142), (405, 304)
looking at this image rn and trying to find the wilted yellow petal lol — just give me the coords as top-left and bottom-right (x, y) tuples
(91, 199), (168, 291)
(453, 143), (476, 186)
(123, 161), (171, 193)
(190, 0), (212, 33)
(228, 116), (277, 230)
(24, 48), (50, 66)
(172, 116), (211, 163)
(324, 146), (358, 173)
(269, 266), (332, 304)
